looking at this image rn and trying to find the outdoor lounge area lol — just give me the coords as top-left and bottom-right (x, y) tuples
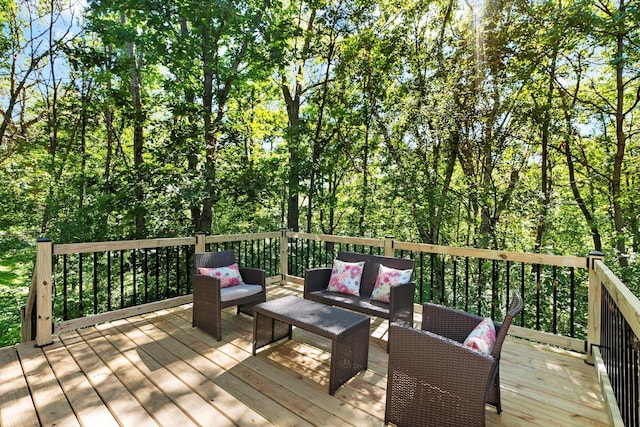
(1, 281), (611, 426)
(2, 230), (637, 426)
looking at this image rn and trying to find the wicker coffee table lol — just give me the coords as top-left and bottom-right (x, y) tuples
(252, 295), (370, 395)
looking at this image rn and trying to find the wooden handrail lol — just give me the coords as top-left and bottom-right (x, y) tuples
(286, 231), (383, 247)
(53, 236), (196, 255)
(594, 259), (640, 339)
(394, 241), (587, 268)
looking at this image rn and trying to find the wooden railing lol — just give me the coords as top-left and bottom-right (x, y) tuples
(22, 230), (634, 425)
(21, 232), (281, 346)
(284, 232), (595, 351)
(591, 259), (639, 427)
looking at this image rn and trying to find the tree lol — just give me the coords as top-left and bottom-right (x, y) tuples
(585, 0), (640, 266)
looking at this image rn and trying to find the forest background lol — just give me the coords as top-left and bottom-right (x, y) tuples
(1, 0), (639, 346)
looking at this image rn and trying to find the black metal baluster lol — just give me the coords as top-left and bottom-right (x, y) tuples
(107, 251), (112, 312)
(440, 255), (445, 304)
(465, 257), (470, 312)
(63, 254), (68, 320)
(535, 264), (541, 330)
(155, 248), (160, 300)
(621, 320), (629, 424)
(552, 266), (557, 334)
(506, 261), (511, 314)
(175, 246), (181, 296)
(491, 260), (497, 319)
(289, 238), (294, 276)
(631, 333), (639, 426)
(267, 238), (272, 276)
(144, 249), (149, 303)
(570, 267), (575, 337)
(520, 262), (525, 327)
(477, 258), (483, 315)
(132, 250), (137, 306)
(120, 250), (125, 309)
(79, 253), (84, 317)
(93, 252), (98, 314)
(185, 245), (191, 294)
(429, 253), (434, 302)
(165, 247), (170, 298)
(452, 256), (458, 309)
(419, 252), (424, 304)
(251, 240), (255, 268)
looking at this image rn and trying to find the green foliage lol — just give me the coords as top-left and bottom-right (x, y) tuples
(0, 233), (34, 347)
(2, 0), (640, 347)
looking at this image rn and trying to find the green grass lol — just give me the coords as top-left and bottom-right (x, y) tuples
(0, 232), (35, 348)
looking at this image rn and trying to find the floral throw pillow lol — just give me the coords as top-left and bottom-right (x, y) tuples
(326, 259), (365, 296)
(198, 263), (244, 288)
(463, 318), (496, 355)
(370, 265), (414, 303)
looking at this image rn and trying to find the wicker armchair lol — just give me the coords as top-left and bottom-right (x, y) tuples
(192, 250), (266, 341)
(385, 293), (524, 427)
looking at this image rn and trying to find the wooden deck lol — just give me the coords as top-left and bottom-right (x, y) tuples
(0, 283), (611, 426)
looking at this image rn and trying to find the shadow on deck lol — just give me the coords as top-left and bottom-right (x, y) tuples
(0, 282), (610, 426)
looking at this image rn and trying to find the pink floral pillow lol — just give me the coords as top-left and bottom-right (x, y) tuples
(198, 264), (244, 288)
(326, 259), (365, 296)
(463, 318), (496, 354)
(370, 265), (413, 303)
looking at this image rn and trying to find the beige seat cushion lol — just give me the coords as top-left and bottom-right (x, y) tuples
(220, 284), (263, 302)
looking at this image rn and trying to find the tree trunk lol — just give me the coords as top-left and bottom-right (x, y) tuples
(282, 7), (316, 232)
(534, 49), (557, 253)
(123, 13), (146, 238)
(612, 12), (628, 266)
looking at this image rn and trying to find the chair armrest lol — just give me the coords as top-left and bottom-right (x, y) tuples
(422, 302), (485, 343)
(193, 274), (222, 292)
(239, 267), (266, 290)
(389, 281), (415, 326)
(304, 268), (332, 294)
(192, 274), (222, 309)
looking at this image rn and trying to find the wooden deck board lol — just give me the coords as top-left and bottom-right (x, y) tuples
(0, 283), (611, 426)
(59, 331), (159, 426)
(44, 339), (120, 427)
(17, 342), (81, 427)
(0, 346), (39, 427)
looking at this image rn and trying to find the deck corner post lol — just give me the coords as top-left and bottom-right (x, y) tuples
(586, 250), (605, 364)
(35, 237), (53, 347)
(280, 229), (289, 285)
(384, 235), (395, 257)
(195, 231), (206, 254)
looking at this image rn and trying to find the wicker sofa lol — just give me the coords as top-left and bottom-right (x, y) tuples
(303, 251), (415, 327)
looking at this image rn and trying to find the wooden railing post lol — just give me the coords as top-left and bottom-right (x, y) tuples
(384, 235), (395, 257)
(587, 251), (605, 364)
(280, 229), (288, 285)
(195, 231), (206, 254)
(20, 269), (37, 343)
(35, 237), (53, 347)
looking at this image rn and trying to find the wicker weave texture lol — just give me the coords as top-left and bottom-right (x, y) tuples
(385, 293), (524, 427)
(252, 295), (370, 395)
(192, 250), (266, 341)
(304, 251), (415, 326)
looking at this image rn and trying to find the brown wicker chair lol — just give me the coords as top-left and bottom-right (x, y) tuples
(192, 250), (266, 341)
(385, 293), (524, 427)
